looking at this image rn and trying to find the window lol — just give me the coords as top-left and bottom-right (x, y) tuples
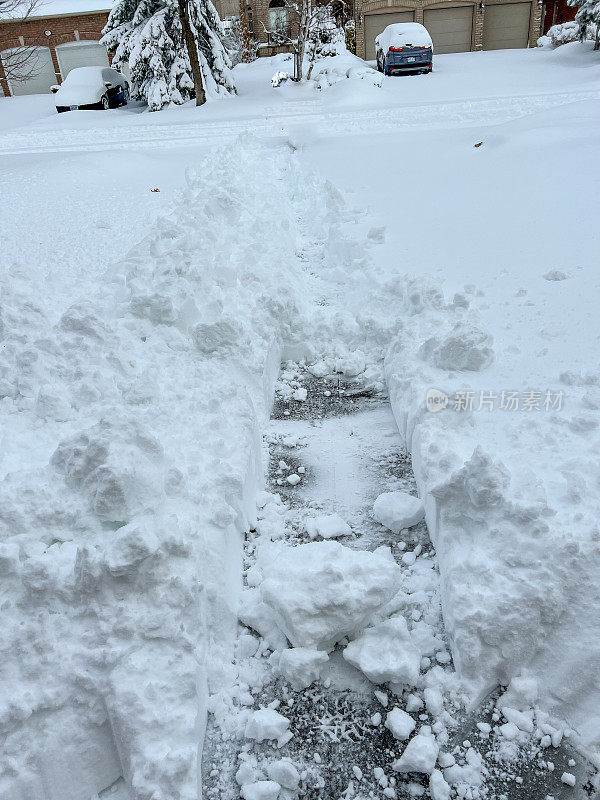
(268, 0), (287, 31)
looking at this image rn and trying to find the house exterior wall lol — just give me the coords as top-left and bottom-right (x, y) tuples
(541, 0), (575, 32)
(244, 0), (297, 55)
(354, 0), (542, 59)
(0, 10), (110, 96)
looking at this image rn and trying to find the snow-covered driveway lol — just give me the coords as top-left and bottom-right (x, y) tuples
(1, 41), (599, 800)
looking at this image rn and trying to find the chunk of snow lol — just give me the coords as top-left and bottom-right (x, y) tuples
(236, 634), (259, 660)
(373, 491), (424, 533)
(501, 706), (534, 733)
(385, 708), (416, 741)
(245, 708), (290, 744)
(406, 693), (423, 712)
(286, 474), (301, 485)
(236, 764), (257, 786)
(238, 589), (289, 651)
(240, 780), (281, 800)
(266, 759), (299, 790)
(429, 769), (451, 800)
(393, 732), (439, 774)
(374, 690), (389, 707)
(424, 688), (443, 717)
(259, 541), (400, 650)
(292, 387), (307, 402)
(543, 270), (570, 281)
(438, 753), (455, 769)
(277, 648), (328, 690)
(499, 721), (520, 740)
(308, 513), (351, 540)
(418, 321), (494, 371)
(561, 773), (576, 787)
(307, 360), (330, 378)
(343, 615), (420, 685)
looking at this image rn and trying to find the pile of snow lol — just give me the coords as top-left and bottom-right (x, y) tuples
(384, 272), (600, 748)
(0, 136), (331, 800)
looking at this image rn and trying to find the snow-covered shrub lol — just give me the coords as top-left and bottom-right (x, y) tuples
(101, 0), (235, 110)
(303, 29), (382, 91)
(537, 20), (596, 46)
(312, 57), (383, 90)
(549, 20), (582, 44)
(305, 11), (345, 79)
(272, 70), (290, 87)
(221, 15), (258, 66)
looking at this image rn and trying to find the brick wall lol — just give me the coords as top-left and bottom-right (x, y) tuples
(0, 10), (111, 96)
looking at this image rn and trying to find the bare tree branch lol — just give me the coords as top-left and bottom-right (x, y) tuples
(0, 0), (46, 85)
(262, 0), (338, 80)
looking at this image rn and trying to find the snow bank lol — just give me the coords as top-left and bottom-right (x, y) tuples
(0, 136), (322, 800)
(384, 276), (600, 748)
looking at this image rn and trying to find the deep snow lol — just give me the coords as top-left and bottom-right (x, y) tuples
(1, 40), (600, 799)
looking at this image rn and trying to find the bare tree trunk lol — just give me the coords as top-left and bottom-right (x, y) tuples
(238, 0), (253, 62)
(595, 24), (600, 50)
(178, 0), (206, 106)
(293, 0), (311, 81)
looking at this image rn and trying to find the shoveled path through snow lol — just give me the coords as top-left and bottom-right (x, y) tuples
(201, 367), (591, 800)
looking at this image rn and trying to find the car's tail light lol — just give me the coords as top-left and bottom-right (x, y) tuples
(389, 46), (403, 51)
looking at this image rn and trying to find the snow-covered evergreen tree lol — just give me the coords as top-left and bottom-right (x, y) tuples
(102, 0), (236, 111)
(568, 0), (600, 48)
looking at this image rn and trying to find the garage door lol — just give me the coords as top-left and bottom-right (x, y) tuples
(483, 2), (531, 49)
(1, 46), (57, 95)
(56, 41), (109, 79)
(364, 10), (415, 60)
(423, 6), (473, 53)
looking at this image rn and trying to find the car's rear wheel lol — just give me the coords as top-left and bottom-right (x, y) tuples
(100, 94), (109, 110)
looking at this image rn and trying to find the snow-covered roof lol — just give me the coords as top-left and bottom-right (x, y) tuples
(1, 0), (111, 20)
(375, 22), (433, 51)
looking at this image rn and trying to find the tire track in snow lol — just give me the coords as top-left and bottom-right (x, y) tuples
(0, 89), (598, 156)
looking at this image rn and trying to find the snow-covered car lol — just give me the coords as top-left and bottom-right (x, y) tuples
(375, 23), (433, 76)
(52, 66), (130, 113)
